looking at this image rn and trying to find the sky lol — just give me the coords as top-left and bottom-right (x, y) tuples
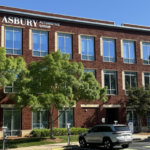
(0, 0), (149, 26)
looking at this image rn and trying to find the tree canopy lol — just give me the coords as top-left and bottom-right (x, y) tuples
(13, 50), (107, 138)
(0, 47), (26, 88)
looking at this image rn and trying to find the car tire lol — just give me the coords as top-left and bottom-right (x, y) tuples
(122, 144), (129, 148)
(103, 139), (113, 149)
(79, 138), (87, 148)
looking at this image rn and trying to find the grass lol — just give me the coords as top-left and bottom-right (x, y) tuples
(0, 136), (78, 149)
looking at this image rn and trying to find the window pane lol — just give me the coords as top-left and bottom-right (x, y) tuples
(66, 110), (73, 127)
(65, 36), (72, 54)
(145, 76), (149, 89)
(111, 74), (116, 90)
(105, 74), (110, 89)
(33, 34), (40, 51)
(41, 34), (48, 52)
(58, 36), (64, 53)
(4, 110), (11, 130)
(88, 39), (94, 56)
(148, 46), (150, 61)
(131, 76), (136, 88)
(6, 30), (13, 48)
(12, 111), (21, 130)
(81, 39), (87, 55)
(125, 75), (130, 89)
(59, 111), (65, 128)
(143, 45), (148, 60)
(103, 41), (108, 57)
(33, 112), (41, 129)
(41, 111), (48, 128)
(129, 43), (135, 59)
(109, 41), (115, 57)
(14, 31), (21, 50)
(123, 43), (129, 59)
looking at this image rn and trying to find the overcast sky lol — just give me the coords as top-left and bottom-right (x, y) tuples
(0, 0), (149, 26)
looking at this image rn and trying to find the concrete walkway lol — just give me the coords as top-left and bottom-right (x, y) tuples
(1, 135), (150, 150)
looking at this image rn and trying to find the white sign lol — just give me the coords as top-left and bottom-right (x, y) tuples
(128, 122), (134, 134)
(2, 16), (60, 28)
(101, 118), (105, 123)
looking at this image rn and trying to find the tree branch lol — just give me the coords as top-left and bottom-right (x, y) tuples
(52, 110), (65, 124)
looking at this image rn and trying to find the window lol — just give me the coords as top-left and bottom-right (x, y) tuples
(3, 108), (21, 136)
(114, 126), (130, 131)
(123, 41), (135, 64)
(103, 39), (115, 62)
(58, 33), (72, 59)
(59, 108), (73, 128)
(125, 72), (137, 95)
(33, 30), (48, 57)
(84, 69), (96, 77)
(81, 36), (94, 60)
(143, 43), (150, 65)
(144, 73), (150, 90)
(32, 110), (48, 129)
(104, 71), (117, 95)
(5, 27), (22, 55)
(91, 127), (99, 132)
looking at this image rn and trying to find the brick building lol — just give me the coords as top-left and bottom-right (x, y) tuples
(0, 5), (150, 137)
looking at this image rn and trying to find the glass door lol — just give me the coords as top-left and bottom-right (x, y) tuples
(126, 109), (139, 132)
(3, 108), (21, 136)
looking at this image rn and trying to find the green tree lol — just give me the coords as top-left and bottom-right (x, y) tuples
(125, 85), (150, 132)
(14, 50), (107, 139)
(0, 47), (26, 89)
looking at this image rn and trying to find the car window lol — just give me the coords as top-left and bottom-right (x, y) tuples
(97, 126), (112, 132)
(114, 126), (130, 131)
(98, 126), (105, 132)
(91, 127), (98, 132)
(104, 126), (113, 132)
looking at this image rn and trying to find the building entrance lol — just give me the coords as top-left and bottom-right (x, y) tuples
(3, 108), (21, 136)
(106, 108), (118, 124)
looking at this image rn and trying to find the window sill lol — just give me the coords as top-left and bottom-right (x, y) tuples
(81, 59), (95, 61)
(6, 54), (22, 56)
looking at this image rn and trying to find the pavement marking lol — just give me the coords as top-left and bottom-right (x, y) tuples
(119, 149), (136, 150)
(144, 146), (150, 148)
(52, 147), (72, 150)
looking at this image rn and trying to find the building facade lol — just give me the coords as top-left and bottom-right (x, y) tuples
(0, 5), (150, 137)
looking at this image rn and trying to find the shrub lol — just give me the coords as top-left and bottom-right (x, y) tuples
(31, 127), (89, 137)
(32, 129), (41, 137)
(41, 128), (50, 137)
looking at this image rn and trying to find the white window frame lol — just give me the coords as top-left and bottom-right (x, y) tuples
(57, 33), (72, 59)
(104, 71), (117, 95)
(103, 38), (115, 62)
(144, 73), (150, 90)
(4, 82), (17, 93)
(5, 27), (22, 55)
(123, 40), (135, 64)
(32, 30), (48, 57)
(81, 36), (95, 61)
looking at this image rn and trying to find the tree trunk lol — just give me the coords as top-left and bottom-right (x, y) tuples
(138, 115), (142, 132)
(49, 109), (54, 139)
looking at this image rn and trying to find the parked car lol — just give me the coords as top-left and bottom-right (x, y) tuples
(78, 124), (133, 149)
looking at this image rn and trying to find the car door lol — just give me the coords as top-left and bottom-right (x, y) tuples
(86, 126), (99, 143)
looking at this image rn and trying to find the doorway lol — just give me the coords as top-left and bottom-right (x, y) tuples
(3, 108), (21, 136)
(106, 108), (118, 124)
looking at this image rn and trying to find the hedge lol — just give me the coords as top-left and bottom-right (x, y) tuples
(32, 127), (89, 137)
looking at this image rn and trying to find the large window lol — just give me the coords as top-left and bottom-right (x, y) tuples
(81, 36), (94, 61)
(103, 39), (115, 62)
(33, 30), (48, 57)
(104, 71), (117, 95)
(3, 108), (21, 136)
(84, 69), (96, 77)
(143, 43), (150, 65)
(32, 110), (48, 129)
(144, 73), (150, 90)
(5, 27), (22, 55)
(123, 41), (135, 64)
(125, 72), (137, 95)
(58, 33), (72, 59)
(59, 108), (73, 128)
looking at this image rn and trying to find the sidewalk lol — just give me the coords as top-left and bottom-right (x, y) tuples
(1, 135), (150, 150)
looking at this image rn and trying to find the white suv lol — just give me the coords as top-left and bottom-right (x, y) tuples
(79, 124), (133, 149)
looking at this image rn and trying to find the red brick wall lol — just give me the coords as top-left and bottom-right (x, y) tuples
(0, 6), (150, 130)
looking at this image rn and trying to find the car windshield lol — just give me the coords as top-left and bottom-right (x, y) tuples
(114, 126), (130, 131)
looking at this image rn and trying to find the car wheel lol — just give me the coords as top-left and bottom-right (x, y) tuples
(79, 138), (87, 148)
(103, 139), (113, 149)
(122, 144), (129, 148)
